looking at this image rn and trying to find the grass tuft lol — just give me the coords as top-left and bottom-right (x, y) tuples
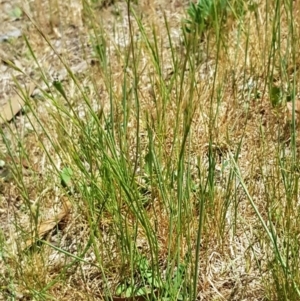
(1, 0), (300, 300)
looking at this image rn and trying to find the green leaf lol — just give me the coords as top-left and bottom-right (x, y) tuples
(53, 79), (68, 101)
(60, 167), (73, 188)
(116, 284), (126, 296)
(125, 286), (134, 298)
(270, 85), (282, 107)
(136, 287), (150, 296)
(9, 7), (22, 19)
(153, 277), (162, 288)
(138, 257), (149, 272)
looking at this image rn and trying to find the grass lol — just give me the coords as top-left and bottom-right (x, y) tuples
(1, 0), (300, 300)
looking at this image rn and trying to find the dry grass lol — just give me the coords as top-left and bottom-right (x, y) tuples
(1, 0), (300, 300)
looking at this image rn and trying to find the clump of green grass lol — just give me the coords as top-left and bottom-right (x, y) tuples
(1, 0), (300, 300)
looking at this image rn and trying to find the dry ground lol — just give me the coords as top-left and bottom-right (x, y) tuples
(1, 0), (300, 300)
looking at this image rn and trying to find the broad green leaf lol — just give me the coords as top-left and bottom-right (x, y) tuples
(60, 167), (73, 188)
